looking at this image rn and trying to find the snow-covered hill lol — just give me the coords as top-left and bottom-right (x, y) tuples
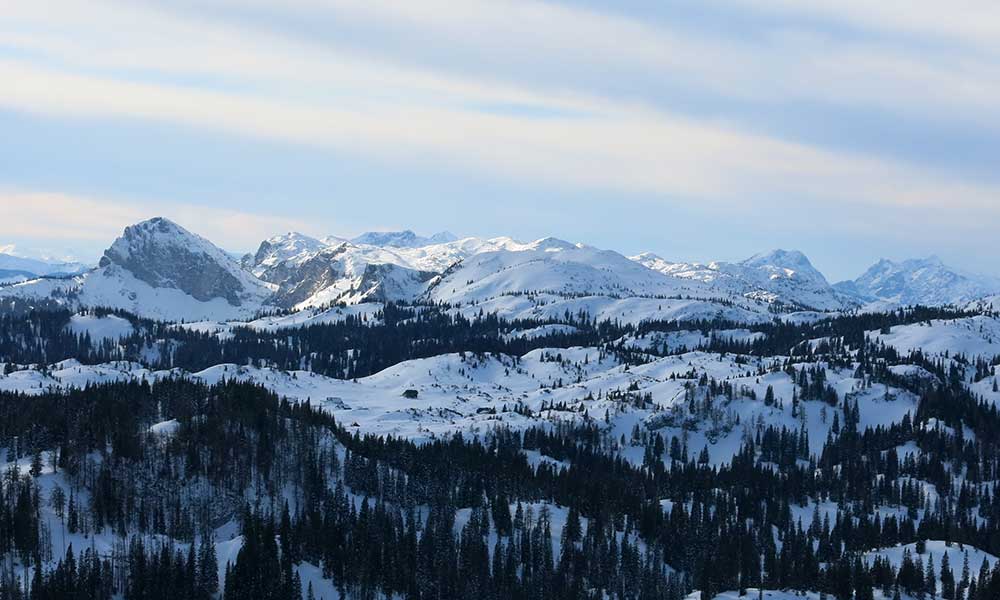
(835, 256), (1000, 307)
(429, 240), (689, 301)
(868, 315), (1000, 359)
(0, 340), (922, 456)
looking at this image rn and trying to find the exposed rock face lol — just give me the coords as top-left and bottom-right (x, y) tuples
(242, 232), (326, 275)
(263, 246), (348, 309)
(99, 217), (267, 307)
(245, 233), (443, 308)
(354, 263), (438, 302)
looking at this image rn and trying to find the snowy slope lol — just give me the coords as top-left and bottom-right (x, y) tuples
(869, 316), (1000, 359)
(66, 313), (135, 342)
(0, 344), (921, 461)
(968, 294), (1000, 314)
(865, 541), (998, 590)
(0, 267), (252, 323)
(690, 592), (921, 600)
(444, 293), (773, 326)
(427, 240), (710, 304)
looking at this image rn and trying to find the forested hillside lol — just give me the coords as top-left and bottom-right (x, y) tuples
(2, 299), (1000, 599)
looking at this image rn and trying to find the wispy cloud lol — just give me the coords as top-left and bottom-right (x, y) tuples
(0, 0), (997, 271)
(723, 0), (1000, 53)
(0, 190), (322, 252)
(1, 11), (998, 217)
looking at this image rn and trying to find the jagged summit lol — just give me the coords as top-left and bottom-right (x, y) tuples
(97, 217), (272, 307)
(835, 256), (1000, 306)
(243, 232), (327, 275)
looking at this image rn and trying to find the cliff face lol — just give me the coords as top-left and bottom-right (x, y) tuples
(100, 217), (270, 307)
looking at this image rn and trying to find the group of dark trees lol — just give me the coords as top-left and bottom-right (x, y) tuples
(0, 304), (633, 380)
(1, 302), (979, 382)
(2, 304), (1000, 598)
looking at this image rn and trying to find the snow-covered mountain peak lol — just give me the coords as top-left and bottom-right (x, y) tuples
(102, 217), (230, 263)
(630, 251), (662, 263)
(99, 217), (273, 307)
(350, 230), (459, 248)
(427, 231), (459, 244)
(527, 237), (579, 252)
(245, 232), (327, 275)
(740, 249), (824, 282)
(836, 255), (1000, 307)
(267, 231), (324, 249)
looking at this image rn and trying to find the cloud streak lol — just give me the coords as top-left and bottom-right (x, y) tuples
(0, 190), (321, 253)
(1, 55), (997, 219)
(0, 0), (997, 270)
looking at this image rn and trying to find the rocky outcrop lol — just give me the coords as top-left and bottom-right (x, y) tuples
(99, 217), (270, 307)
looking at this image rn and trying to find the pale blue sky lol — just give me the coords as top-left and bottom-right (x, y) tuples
(1, 0), (998, 281)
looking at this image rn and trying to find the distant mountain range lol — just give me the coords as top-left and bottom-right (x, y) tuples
(2, 217), (998, 322)
(350, 230), (458, 248)
(833, 256), (1000, 307)
(0, 251), (89, 284)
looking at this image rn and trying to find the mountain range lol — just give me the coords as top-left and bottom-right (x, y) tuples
(0, 250), (89, 284)
(2, 217), (998, 322)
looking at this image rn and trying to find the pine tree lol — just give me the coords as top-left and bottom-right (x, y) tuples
(67, 492), (79, 534)
(29, 450), (43, 477)
(198, 533), (219, 598)
(926, 555), (937, 598)
(941, 551), (955, 600)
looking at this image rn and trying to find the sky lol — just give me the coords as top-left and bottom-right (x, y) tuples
(1, 0), (998, 281)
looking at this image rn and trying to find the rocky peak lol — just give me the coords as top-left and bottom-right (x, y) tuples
(100, 217), (270, 306)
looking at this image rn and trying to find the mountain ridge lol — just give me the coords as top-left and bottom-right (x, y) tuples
(4, 217), (998, 322)
(0, 250), (90, 284)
